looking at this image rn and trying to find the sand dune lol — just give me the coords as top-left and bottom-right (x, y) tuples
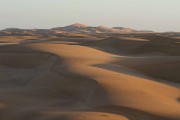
(0, 34), (179, 120)
(81, 36), (180, 55)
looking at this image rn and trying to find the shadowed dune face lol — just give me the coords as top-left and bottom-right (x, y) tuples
(116, 56), (180, 84)
(81, 37), (148, 55)
(81, 36), (180, 56)
(0, 45), (110, 105)
(0, 44), (115, 120)
(0, 53), (61, 68)
(81, 36), (180, 84)
(0, 34), (179, 120)
(178, 98), (180, 103)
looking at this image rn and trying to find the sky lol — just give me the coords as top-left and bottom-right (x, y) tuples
(0, 0), (180, 32)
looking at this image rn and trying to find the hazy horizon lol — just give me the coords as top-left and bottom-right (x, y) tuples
(0, 0), (180, 32)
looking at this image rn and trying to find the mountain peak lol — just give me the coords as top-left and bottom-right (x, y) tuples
(70, 23), (88, 28)
(97, 26), (110, 29)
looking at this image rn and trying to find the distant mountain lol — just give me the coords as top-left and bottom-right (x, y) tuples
(0, 28), (55, 36)
(52, 23), (140, 33)
(0, 23), (154, 36)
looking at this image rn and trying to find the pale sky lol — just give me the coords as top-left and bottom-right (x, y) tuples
(0, 0), (180, 32)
